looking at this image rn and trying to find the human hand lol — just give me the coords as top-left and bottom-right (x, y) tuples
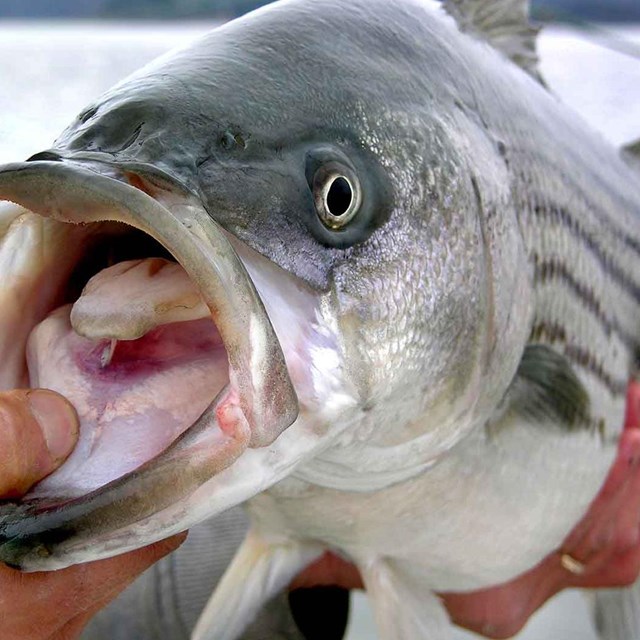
(292, 381), (640, 639)
(0, 389), (186, 640)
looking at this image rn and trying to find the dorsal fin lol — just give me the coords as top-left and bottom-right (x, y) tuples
(442, 0), (545, 84)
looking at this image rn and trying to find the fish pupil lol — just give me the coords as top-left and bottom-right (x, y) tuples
(326, 176), (353, 217)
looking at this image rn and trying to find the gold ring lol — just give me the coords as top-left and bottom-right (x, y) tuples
(561, 553), (586, 575)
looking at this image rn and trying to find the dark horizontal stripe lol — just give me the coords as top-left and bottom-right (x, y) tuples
(531, 202), (640, 303)
(532, 254), (638, 349)
(529, 321), (628, 396)
(520, 147), (640, 258)
(533, 254), (614, 335)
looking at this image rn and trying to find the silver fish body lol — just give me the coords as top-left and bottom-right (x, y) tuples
(0, 0), (638, 637)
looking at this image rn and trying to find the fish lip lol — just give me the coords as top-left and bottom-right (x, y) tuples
(0, 158), (298, 570)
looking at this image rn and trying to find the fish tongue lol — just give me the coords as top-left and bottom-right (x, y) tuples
(70, 257), (209, 341)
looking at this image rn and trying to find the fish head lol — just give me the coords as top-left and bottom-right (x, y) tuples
(0, 0), (531, 569)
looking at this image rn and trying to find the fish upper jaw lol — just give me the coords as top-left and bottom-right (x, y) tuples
(0, 158), (352, 570)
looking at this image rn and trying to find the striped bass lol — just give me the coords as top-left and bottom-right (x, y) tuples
(0, 0), (638, 637)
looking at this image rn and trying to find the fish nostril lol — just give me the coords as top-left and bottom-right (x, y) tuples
(78, 105), (98, 124)
(26, 150), (63, 162)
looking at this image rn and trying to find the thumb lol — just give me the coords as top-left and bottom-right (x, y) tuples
(0, 389), (79, 498)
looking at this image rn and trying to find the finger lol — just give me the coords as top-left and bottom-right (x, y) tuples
(611, 442), (640, 551)
(624, 380), (640, 430)
(0, 389), (78, 498)
(568, 382), (640, 541)
(441, 552), (573, 639)
(574, 543), (640, 589)
(2, 533), (186, 639)
(49, 535), (189, 640)
(596, 430), (640, 503)
(567, 457), (640, 584)
(562, 430), (640, 564)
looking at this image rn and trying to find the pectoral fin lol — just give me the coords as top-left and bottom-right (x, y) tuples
(493, 344), (592, 433)
(593, 580), (640, 640)
(191, 530), (323, 640)
(361, 560), (453, 640)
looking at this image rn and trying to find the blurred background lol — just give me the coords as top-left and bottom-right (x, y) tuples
(0, 0), (639, 21)
(0, 1), (638, 639)
(1, 0), (638, 162)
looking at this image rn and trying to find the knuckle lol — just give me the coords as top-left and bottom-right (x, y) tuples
(581, 527), (613, 559)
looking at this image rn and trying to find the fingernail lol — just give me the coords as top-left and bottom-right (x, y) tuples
(27, 390), (79, 461)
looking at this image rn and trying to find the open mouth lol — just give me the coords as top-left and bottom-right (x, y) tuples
(0, 158), (301, 569)
(30, 235), (231, 500)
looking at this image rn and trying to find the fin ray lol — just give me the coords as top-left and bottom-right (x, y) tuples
(191, 529), (323, 640)
(362, 560), (453, 639)
(593, 581), (640, 640)
(499, 344), (592, 431)
(442, 0), (544, 83)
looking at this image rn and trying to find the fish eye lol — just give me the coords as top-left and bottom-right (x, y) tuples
(313, 163), (362, 230)
(304, 147), (390, 248)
